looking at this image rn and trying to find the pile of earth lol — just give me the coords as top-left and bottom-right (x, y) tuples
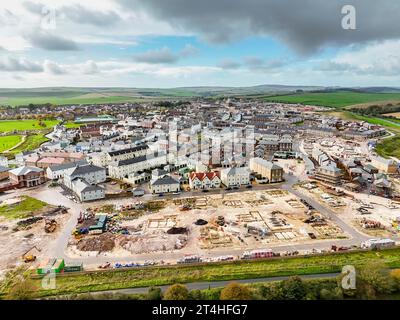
(77, 233), (116, 252)
(194, 219), (208, 226)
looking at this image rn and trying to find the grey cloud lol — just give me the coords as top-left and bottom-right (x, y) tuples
(316, 58), (400, 76)
(119, 0), (400, 55)
(60, 4), (121, 27)
(134, 47), (179, 64)
(44, 60), (66, 75)
(82, 60), (99, 74)
(180, 44), (199, 57)
(218, 59), (241, 70)
(25, 31), (79, 51)
(0, 56), (43, 72)
(23, 2), (121, 26)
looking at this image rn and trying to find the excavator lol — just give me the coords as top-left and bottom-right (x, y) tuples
(21, 246), (41, 263)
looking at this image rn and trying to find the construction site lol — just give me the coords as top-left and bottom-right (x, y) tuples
(0, 195), (71, 276)
(297, 182), (400, 238)
(65, 189), (348, 261)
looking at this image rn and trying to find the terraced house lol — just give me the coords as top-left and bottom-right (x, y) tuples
(189, 171), (221, 190)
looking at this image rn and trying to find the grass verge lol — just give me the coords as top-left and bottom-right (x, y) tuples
(30, 247), (400, 298)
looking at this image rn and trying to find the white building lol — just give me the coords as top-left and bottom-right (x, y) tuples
(189, 172), (221, 190)
(90, 144), (149, 168)
(220, 167), (250, 187)
(63, 164), (106, 189)
(71, 178), (105, 202)
(46, 160), (88, 180)
(150, 174), (180, 194)
(108, 153), (167, 179)
(0, 156), (9, 168)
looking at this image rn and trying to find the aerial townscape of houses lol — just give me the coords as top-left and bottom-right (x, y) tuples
(0, 98), (398, 203)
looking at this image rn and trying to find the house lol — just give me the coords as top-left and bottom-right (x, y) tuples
(46, 160), (88, 180)
(71, 178), (105, 202)
(0, 166), (9, 181)
(314, 162), (343, 185)
(108, 153), (167, 179)
(91, 144), (149, 167)
(8, 166), (46, 187)
(220, 167), (250, 187)
(63, 164), (106, 189)
(249, 158), (284, 183)
(370, 156), (398, 174)
(150, 175), (180, 194)
(0, 156), (9, 167)
(189, 171), (221, 190)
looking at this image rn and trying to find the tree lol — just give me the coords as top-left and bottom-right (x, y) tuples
(146, 287), (162, 300)
(163, 284), (189, 300)
(276, 276), (307, 300)
(357, 262), (396, 297)
(319, 287), (343, 300)
(220, 282), (251, 300)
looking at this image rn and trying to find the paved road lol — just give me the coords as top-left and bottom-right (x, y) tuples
(88, 272), (341, 296)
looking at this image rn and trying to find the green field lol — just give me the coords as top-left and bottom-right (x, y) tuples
(0, 120), (59, 133)
(264, 92), (400, 108)
(0, 196), (48, 219)
(28, 247), (400, 297)
(4, 134), (49, 157)
(63, 121), (82, 129)
(0, 135), (22, 153)
(376, 136), (400, 159)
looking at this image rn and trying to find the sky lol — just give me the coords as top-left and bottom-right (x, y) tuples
(1, 0), (400, 88)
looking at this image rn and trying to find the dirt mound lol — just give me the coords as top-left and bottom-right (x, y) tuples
(194, 219), (208, 225)
(77, 233), (115, 252)
(167, 227), (188, 234)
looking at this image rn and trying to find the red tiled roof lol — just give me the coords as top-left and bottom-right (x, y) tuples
(189, 171), (220, 181)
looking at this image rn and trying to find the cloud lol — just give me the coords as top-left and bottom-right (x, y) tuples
(24, 30), (79, 51)
(120, 0), (400, 55)
(180, 44), (199, 57)
(43, 60), (66, 74)
(217, 59), (241, 70)
(315, 40), (400, 76)
(59, 4), (122, 27)
(133, 47), (179, 64)
(23, 2), (122, 26)
(0, 56), (43, 72)
(82, 60), (99, 74)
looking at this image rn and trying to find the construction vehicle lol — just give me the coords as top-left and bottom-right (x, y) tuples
(21, 246), (41, 263)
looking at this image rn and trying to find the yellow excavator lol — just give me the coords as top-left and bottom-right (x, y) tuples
(21, 246), (41, 263)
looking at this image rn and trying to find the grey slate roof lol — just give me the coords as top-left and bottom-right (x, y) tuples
(108, 144), (148, 157)
(48, 160), (88, 172)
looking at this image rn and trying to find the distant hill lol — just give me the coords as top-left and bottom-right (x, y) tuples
(0, 85), (399, 106)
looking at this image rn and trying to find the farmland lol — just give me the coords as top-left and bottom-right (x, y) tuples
(28, 247), (400, 297)
(0, 120), (59, 133)
(0, 135), (22, 153)
(264, 92), (400, 108)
